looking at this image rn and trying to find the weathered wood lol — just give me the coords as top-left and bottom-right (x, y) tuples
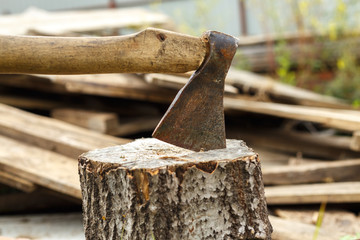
(0, 7), (171, 35)
(227, 127), (359, 160)
(226, 68), (348, 108)
(0, 171), (37, 193)
(51, 108), (119, 134)
(350, 130), (360, 151)
(224, 98), (360, 132)
(270, 215), (345, 240)
(263, 159), (360, 185)
(0, 212), (84, 240)
(0, 94), (63, 110)
(51, 108), (161, 136)
(114, 117), (161, 136)
(274, 208), (360, 235)
(0, 28), (206, 74)
(144, 73), (239, 94)
(0, 103), (130, 158)
(0, 135), (81, 199)
(0, 190), (80, 214)
(0, 74), (177, 103)
(78, 138), (272, 239)
(265, 182), (360, 204)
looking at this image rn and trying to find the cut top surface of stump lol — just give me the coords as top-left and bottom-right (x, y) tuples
(80, 138), (256, 170)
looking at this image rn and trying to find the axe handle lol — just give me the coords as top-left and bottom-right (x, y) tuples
(0, 28), (207, 74)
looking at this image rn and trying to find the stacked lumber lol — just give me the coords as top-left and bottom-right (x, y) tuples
(1, 6), (360, 240)
(0, 7), (173, 35)
(235, 31), (360, 73)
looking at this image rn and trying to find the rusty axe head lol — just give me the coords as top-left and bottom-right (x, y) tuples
(152, 31), (238, 151)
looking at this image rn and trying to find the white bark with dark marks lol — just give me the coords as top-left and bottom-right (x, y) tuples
(78, 138), (272, 239)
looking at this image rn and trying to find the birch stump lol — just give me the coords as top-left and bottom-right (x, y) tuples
(78, 138), (272, 240)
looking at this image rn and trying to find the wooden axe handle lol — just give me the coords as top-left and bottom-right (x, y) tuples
(0, 28), (207, 74)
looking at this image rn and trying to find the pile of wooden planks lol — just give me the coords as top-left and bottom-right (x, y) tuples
(0, 6), (173, 36)
(1, 6), (360, 240)
(1, 70), (359, 239)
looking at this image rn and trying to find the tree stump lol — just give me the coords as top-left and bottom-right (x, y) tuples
(78, 138), (272, 240)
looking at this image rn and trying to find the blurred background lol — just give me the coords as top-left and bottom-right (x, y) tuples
(0, 1), (360, 240)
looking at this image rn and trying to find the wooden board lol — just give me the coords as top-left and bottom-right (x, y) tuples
(227, 127), (359, 160)
(224, 97), (360, 132)
(0, 171), (36, 193)
(263, 159), (360, 185)
(274, 208), (360, 235)
(265, 182), (360, 204)
(0, 74), (177, 103)
(226, 68), (348, 108)
(0, 212), (84, 240)
(51, 108), (119, 134)
(144, 73), (239, 94)
(351, 130), (360, 151)
(0, 103), (130, 158)
(0, 94), (63, 110)
(51, 108), (161, 136)
(114, 117), (161, 136)
(270, 215), (345, 240)
(0, 7), (171, 35)
(0, 190), (80, 214)
(0, 135), (81, 199)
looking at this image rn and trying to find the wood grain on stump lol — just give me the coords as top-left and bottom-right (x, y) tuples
(78, 138), (272, 240)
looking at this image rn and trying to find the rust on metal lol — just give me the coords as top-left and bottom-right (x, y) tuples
(152, 31), (238, 151)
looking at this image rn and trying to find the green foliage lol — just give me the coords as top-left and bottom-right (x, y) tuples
(326, 48), (360, 105)
(275, 41), (296, 85)
(248, 0), (360, 103)
(340, 233), (360, 240)
(312, 201), (327, 240)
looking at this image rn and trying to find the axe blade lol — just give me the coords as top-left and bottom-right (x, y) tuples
(152, 31), (238, 151)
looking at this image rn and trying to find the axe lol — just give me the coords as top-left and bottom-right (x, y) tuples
(0, 28), (238, 151)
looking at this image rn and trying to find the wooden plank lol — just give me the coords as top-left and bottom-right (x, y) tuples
(51, 108), (160, 136)
(227, 127), (359, 160)
(274, 208), (360, 235)
(0, 190), (80, 214)
(263, 159), (360, 185)
(248, 147), (292, 168)
(51, 108), (119, 134)
(0, 212), (84, 240)
(0, 7), (171, 35)
(236, 33), (360, 73)
(0, 135), (81, 199)
(350, 130), (360, 151)
(0, 74), (177, 103)
(224, 98), (360, 132)
(144, 73), (239, 94)
(226, 68), (348, 108)
(0, 103), (130, 158)
(0, 94), (63, 110)
(270, 215), (345, 240)
(265, 182), (360, 204)
(0, 171), (37, 193)
(114, 117), (161, 136)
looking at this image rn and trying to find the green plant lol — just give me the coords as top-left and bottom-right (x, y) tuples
(312, 200), (327, 240)
(275, 40), (296, 85)
(325, 48), (360, 105)
(340, 233), (360, 240)
(248, 0), (360, 103)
